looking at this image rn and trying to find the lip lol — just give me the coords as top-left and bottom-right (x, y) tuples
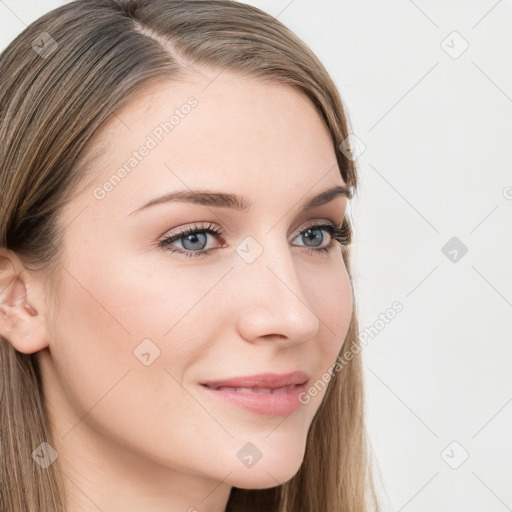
(200, 371), (309, 416)
(201, 371), (309, 389)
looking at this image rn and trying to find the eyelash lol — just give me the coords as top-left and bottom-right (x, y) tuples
(158, 221), (351, 259)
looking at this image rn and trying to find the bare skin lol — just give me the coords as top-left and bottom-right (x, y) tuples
(0, 70), (352, 511)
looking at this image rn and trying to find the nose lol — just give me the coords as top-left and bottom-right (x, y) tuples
(233, 242), (320, 348)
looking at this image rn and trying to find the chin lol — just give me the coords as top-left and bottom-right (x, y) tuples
(226, 448), (306, 489)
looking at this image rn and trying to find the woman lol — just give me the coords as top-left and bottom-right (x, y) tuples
(0, 0), (379, 510)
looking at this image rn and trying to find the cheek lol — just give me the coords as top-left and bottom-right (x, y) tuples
(290, 258), (353, 412)
(48, 252), (226, 411)
(48, 268), (141, 425)
(48, 260), (219, 464)
(303, 256), (353, 360)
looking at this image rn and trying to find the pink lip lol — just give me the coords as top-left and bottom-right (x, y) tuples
(200, 371), (309, 416)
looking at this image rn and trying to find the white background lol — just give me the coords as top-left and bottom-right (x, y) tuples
(1, 1), (511, 510)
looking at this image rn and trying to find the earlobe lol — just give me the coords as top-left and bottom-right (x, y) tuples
(0, 252), (49, 354)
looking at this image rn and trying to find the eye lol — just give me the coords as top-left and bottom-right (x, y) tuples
(292, 221), (351, 254)
(158, 222), (224, 258)
(158, 220), (351, 259)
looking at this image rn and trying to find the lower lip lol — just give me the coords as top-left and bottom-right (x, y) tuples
(200, 383), (307, 416)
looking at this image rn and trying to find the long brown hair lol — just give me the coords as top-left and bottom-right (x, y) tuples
(0, 1), (379, 510)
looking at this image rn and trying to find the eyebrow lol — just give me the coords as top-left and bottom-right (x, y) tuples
(128, 184), (352, 216)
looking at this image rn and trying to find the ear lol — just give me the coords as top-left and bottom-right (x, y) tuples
(0, 249), (49, 354)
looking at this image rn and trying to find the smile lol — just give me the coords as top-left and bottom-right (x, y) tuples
(200, 382), (307, 416)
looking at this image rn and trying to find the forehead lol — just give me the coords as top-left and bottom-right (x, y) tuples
(73, 71), (344, 214)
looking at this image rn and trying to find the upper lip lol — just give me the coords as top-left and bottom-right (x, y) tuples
(201, 371), (309, 389)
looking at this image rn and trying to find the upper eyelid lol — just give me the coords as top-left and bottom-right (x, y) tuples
(161, 218), (340, 241)
(295, 218), (340, 232)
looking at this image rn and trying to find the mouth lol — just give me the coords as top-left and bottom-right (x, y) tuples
(199, 371), (309, 416)
(200, 370), (309, 390)
(201, 383), (303, 394)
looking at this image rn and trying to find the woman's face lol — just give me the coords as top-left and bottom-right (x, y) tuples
(38, 71), (352, 502)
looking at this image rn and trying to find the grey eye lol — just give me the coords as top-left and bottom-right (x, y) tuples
(181, 232), (208, 250)
(299, 227), (325, 247)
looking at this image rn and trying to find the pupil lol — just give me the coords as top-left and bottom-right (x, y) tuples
(303, 228), (323, 247)
(182, 232), (207, 250)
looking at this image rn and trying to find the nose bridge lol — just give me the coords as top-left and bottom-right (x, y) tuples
(232, 233), (320, 344)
